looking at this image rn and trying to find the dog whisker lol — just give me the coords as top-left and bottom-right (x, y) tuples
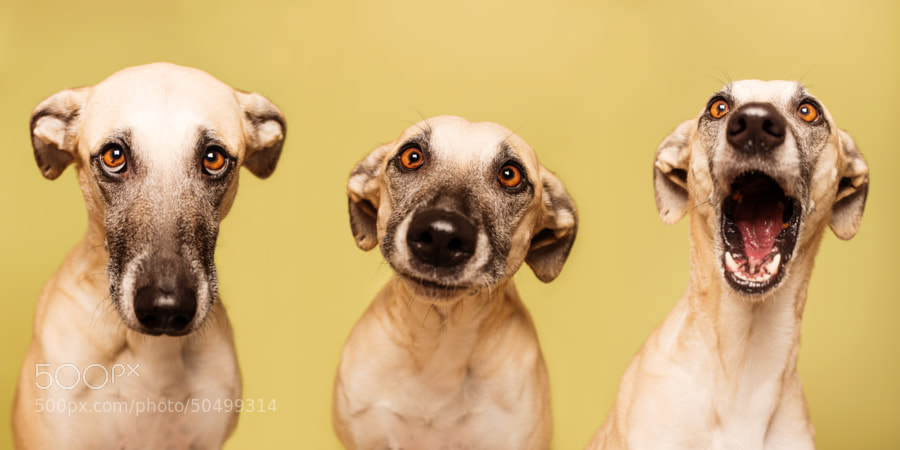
(420, 304), (436, 333)
(77, 242), (106, 260)
(712, 69), (732, 88)
(406, 113), (434, 140)
(689, 198), (714, 214)
(88, 291), (116, 333)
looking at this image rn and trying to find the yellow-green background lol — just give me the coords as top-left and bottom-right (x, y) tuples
(1, 0), (897, 448)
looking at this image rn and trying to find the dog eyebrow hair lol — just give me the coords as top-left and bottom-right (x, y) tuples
(398, 128), (431, 151)
(95, 128), (134, 154)
(195, 126), (232, 156)
(709, 89), (733, 102)
(791, 85), (815, 105)
(715, 81), (735, 96)
(495, 141), (522, 165)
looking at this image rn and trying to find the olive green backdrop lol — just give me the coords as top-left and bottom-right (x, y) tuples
(1, 0), (897, 448)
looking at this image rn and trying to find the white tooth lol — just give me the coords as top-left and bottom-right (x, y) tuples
(765, 254), (781, 275)
(731, 266), (748, 281)
(725, 252), (739, 271)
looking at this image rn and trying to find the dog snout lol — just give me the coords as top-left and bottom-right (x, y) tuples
(407, 209), (477, 269)
(133, 255), (198, 336)
(726, 103), (786, 155)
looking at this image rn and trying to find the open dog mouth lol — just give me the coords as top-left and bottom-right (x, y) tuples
(721, 171), (801, 294)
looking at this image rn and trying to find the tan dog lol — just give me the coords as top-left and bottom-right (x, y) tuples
(13, 63), (285, 449)
(333, 116), (577, 449)
(588, 81), (869, 449)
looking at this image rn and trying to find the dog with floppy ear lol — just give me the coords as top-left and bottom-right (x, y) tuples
(588, 80), (868, 449)
(14, 63), (285, 449)
(333, 115), (577, 450)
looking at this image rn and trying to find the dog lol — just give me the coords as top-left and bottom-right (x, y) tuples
(332, 115), (577, 449)
(588, 80), (869, 449)
(13, 63), (286, 449)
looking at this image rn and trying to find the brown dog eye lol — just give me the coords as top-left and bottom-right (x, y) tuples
(400, 146), (424, 170)
(202, 147), (229, 176)
(101, 146), (127, 174)
(498, 165), (523, 188)
(797, 103), (820, 122)
(709, 99), (730, 119)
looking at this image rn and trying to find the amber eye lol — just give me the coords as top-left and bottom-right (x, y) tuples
(100, 146), (127, 174)
(797, 103), (820, 122)
(709, 99), (730, 119)
(202, 147), (229, 176)
(400, 146), (424, 170)
(498, 164), (523, 188)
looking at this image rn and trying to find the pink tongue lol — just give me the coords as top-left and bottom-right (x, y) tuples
(735, 196), (784, 262)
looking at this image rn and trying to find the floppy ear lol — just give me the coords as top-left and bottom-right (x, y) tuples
(347, 144), (392, 251)
(525, 168), (578, 282)
(829, 129), (869, 240)
(236, 90), (286, 179)
(30, 87), (90, 180)
(653, 119), (695, 225)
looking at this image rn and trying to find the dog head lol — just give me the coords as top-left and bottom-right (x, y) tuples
(30, 62), (286, 336)
(653, 80), (868, 296)
(347, 116), (577, 299)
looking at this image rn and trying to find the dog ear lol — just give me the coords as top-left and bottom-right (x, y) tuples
(525, 168), (578, 282)
(653, 119), (695, 225)
(829, 129), (869, 240)
(347, 144), (392, 251)
(236, 90), (286, 179)
(30, 87), (90, 180)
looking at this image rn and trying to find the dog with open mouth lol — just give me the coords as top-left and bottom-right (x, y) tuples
(13, 63), (285, 449)
(588, 80), (869, 449)
(332, 115), (577, 449)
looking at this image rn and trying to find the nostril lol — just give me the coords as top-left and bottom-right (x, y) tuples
(762, 118), (785, 138)
(728, 117), (746, 135)
(136, 311), (161, 329)
(169, 314), (192, 331)
(411, 230), (433, 245)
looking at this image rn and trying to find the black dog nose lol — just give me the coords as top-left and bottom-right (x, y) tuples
(726, 103), (786, 155)
(407, 209), (477, 268)
(134, 279), (197, 336)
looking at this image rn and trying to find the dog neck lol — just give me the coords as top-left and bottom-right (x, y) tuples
(684, 218), (825, 421)
(380, 276), (522, 390)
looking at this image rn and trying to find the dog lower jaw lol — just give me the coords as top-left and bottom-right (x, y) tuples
(723, 251), (784, 295)
(396, 273), (479, 301)
(133, 325), (194, 337)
